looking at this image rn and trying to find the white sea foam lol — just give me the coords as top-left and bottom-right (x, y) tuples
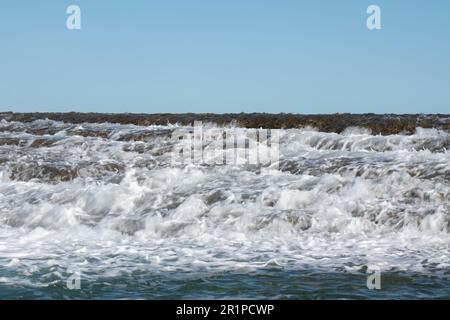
(0, 120), (449, 288)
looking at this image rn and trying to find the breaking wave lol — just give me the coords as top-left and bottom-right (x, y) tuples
(0, 119), (449, 295)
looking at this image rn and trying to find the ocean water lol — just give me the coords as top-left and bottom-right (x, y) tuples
(0, 119), (449, 299)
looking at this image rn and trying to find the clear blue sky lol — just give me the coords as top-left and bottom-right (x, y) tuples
(0, 0), (449, 114)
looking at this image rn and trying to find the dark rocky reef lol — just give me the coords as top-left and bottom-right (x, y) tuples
(1, 112), (449, 135)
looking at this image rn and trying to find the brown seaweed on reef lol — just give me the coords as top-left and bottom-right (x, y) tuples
(115, 129), (175, 142)
(29, 138), (57, 148)
(10, 163), (80, 182)
(68, 129), (112, 139)
(8, 162), (126, 183)
(1, 112), (449, 135)
(0, 137), (27, 147)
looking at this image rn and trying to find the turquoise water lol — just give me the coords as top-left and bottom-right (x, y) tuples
(1, 269), (449, 299)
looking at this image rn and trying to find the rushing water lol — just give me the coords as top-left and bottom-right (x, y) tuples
(0, 119), (449, 299)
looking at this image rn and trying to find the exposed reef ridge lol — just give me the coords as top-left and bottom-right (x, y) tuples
(1, 112), (449, 135)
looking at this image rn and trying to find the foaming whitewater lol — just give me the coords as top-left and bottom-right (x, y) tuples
(0, 119), (449, 299)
